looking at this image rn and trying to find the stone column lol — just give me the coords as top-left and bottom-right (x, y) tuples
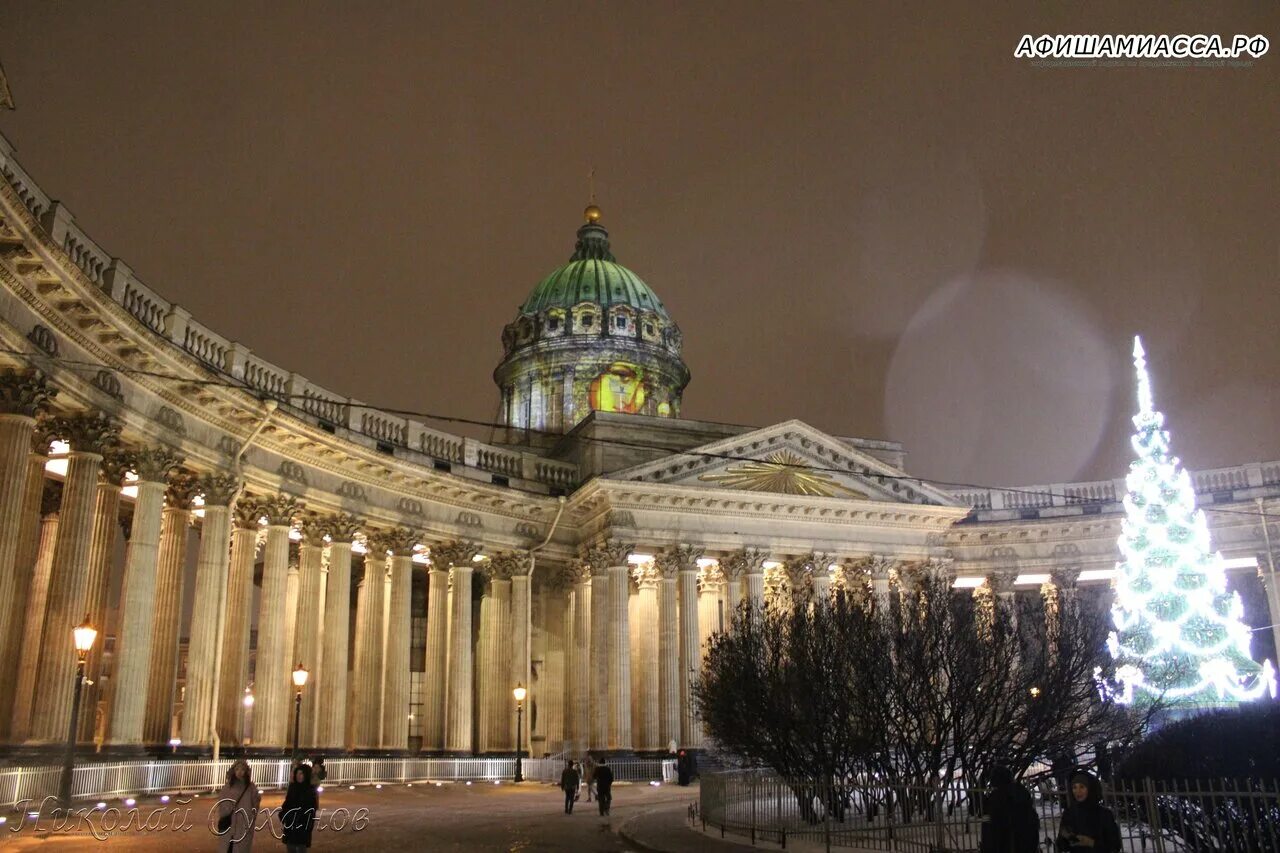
(448, 543), (483, 752)
(78, 452), (128, 743)
(587, 555), (609, 750)
(654, 552), (680, 751)
(218, 499), (262, 744)
(989, 572), (1018, 633)
(479, 554), (514, 753)
(505, 551), (532, 751)
(542, 583), (569, 754)
(596, 539), (634, 751)
(812, 554), (834, 607)
(251, 493), (300, 748)
(105, 450), (181, 745)
(634, 562), (660, 751)
(317, 514), (361, 749)
(697, 564), (724, 650)
(30, 413), (119, 744)
(0, 371), (55, 698)
(0, 435), (50, 741)
(143, 474), (199, 746)
(350, 552), (386, 748)
(723, 548), (767, 627)
(180, 474), (240, 746)
(422, 554), (450, 752)
(564, 561), (591, 755)
(291, 517), (327, 747)
(10, 482), (61, 741)
(670, 544), (704, 748)
(376, 529), (418, 750)
(439, 540), (481, 752)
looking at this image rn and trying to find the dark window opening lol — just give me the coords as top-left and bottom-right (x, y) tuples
(1083, 504), (1102, 515)
(319, 420), (336, 434)
(1019, 509), (1040, 520)
(582, 315), (594, 328)
(644, 324), (654, 336)
(616, 316), (627, 329)
(492, 475), (509, 487)
(548, 318), (560, 331)
(433, 459), (452, 472)
(376, 441), (395, 455)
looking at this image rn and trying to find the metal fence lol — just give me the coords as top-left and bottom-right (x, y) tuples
(698, 770), (1280, 852)
(0, 756), (672, 810)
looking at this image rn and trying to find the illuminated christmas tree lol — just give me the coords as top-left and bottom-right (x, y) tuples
(1108, 337), (1276, 706)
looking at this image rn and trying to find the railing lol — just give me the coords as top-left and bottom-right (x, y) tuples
(521, 758), (674, 785)
(0, 757), (540, 809)
(699, 771), (1280, 852)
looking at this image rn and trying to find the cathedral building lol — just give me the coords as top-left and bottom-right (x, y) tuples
(0, 128), (1276, 757)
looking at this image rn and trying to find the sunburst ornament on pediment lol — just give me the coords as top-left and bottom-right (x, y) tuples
(698, 450), (867, 498)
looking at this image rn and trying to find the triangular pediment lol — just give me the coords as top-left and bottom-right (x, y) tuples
(607, 420), (959, 506)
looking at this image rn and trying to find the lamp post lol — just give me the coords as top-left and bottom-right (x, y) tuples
(512, 684), (526, 783)
(59, 617), (98, 808)
(291, 663), (308, 764)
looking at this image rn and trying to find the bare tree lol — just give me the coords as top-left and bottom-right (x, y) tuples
(694, 570), (1161, 800)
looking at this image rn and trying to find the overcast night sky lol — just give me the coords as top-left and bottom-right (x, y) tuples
(2, 3), (1277, 488)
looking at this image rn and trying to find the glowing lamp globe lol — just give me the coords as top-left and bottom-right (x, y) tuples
(292, 664), (309, 688)
(513, 684), (526, 703)
(73, 617), (98, 655)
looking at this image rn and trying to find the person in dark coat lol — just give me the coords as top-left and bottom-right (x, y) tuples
(1056, 770), (1122, 853)
(676, 750), (690, 786)
(595, 756), (615, 816)
(279, 764), (319, 852)
(559, 760), (580, 814)
(980, 765), (1039, 853)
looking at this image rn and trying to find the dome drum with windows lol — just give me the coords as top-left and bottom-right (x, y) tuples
(494, 205), (690, 436)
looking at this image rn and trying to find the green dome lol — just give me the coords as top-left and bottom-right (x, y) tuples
(518, 220), (671, 319)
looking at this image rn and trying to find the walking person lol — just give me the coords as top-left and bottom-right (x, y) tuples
(560, 760), (580, 814)
(980, 765), (1039, 853)
(1056, 770), (1122, 853)
(214, 758), (261, 852)
(582, 753), (597, 802)
(595, 756), (615, 817)
(279, 764), (319, 852)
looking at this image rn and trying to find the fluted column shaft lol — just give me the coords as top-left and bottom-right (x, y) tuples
(106, 480), (166, 744)
(607, 564), (632, 749)
(746, 570), (765, 612)
(445, 565), (474, 751)
(636, 577), (659, 750)
(422, 567), (449, 751)
(0, 452), (47, 740)
(253, 523), (293, 747)
(382, 553), (413, 749)
(294, 539), (325, 747)
(0, 415), (36, 709)
(350, 556), (385, 748)
(542, 589), (568, 753)
(568, 578), (591, 754)
(588, 568), (609, 749)
(0, 416), (37, 692)
(218, 524), (258, 744)
(143, 504), (190, 745)
(31, 450), (102, 742)
(478, 578), (511, 752)
(181, 502), (234, 746)
(317, 540), (353, 749)
(678, 567), (700, 748)
(80, 478), (121, 742)
(509, 571), (530, 750)
(10, 508), (59, 740)
(658, 574), (679, 750)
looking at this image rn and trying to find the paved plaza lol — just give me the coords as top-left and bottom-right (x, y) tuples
(0, 780), (770, 852)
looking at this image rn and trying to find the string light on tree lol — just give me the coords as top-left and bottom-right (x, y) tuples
(1108, 336), (1276, 706)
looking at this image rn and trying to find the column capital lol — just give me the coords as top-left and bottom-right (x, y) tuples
(130, 447), (185, 484)
(867, 554), (900, 581)
(31, 417), (59, 455)
(431, 539), (481, 569)
(697, 561), (725, 593)
(369, 526), (420, 557)
(489, 549), (531, 579)
(232, 496), (263, 529)
(559, 558), (591, 586)
(1050, 567), (1080, 594)
(259, 492), (301, 527)
(196, 473), (240, 507)
(633, 560), (661, 590)
(325, 512), (364, 544)
(99, 448), (133, 487)
(40, 479), (63, 516)
(0, 368), (57, 417)
(300, 515), (329, 547)
(721, 546), (768, 579)
(48, 411), (119, 456)
(987, 571), (1017, 596)
(656, 543), (704, 577)
(165, 473), (202, 510)
(585, 537), (633, 570)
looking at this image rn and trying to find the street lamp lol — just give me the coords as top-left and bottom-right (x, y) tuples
(59, 617), (98, 807)
(512, 684), (526, 783)
(291, 663), (308, 764)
